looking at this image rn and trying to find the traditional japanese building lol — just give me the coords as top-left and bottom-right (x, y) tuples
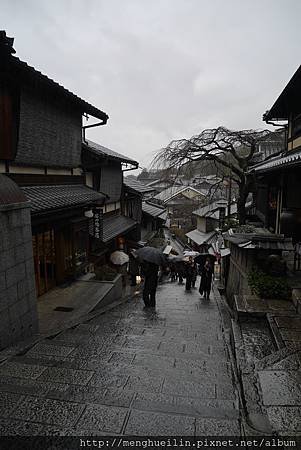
(0, 31), (108, 300)
(82, 140), (140, 259)
(251, 65), (301, 247)
(153, 185), (206, 230)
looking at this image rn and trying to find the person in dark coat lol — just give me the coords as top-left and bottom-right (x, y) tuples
(141, 261), (159, 307)
(176, 261), (184, 284)
(199, 259), (213, 299)
(184, 257), (193, 291)
(128, 250), (139, 286)
(169, 262), (177, 282)
(191, 260), (198, 288)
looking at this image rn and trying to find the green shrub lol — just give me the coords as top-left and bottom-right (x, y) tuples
(248, 269), (291, 300)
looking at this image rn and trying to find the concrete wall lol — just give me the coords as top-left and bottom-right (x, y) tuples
(0, 203), (38, 350)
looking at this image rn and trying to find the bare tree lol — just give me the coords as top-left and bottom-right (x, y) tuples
(153, 127), (274, 224)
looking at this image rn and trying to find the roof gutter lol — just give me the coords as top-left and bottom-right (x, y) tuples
(82, 115), (108, 142)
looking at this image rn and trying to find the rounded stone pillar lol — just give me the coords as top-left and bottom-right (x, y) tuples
(0, 174), (38, 350)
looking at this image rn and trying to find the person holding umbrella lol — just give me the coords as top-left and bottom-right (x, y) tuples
(136, 247), (166, 308)
(140, 261), (159, 307)
(184, 256), (194, 291)
(199, 258), (213, 300)
(128, 250), (139, 286)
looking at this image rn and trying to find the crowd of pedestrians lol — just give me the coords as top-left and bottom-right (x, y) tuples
(168, 255), (213, 299)
(111, 241), (214, 310)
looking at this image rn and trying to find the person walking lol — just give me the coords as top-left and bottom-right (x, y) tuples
(199, 259), (213, 300)
(191, 260), (198, 288)
(128, 250), (139, 286)
(176, 261), (184, 284)
(169, 262), (177, 282)
(184, 256), (194, 291)
(141, 261), (159, 308)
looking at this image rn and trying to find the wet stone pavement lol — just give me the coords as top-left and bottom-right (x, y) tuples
(0, 278), (241, 436)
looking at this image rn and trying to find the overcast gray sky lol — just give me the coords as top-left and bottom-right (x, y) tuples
(3, 0), (301, 169)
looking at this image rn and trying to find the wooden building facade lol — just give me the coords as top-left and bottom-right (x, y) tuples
(0, 31), (108, 296)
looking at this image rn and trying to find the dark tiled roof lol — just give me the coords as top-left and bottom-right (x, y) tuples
(223, 228), (293, 251)
(263, 65), (301, 121)
(21, 184), (105, 214)
(193, 200), (228, 218)
(103, 215), (137, 242)
(8, 56), (108, 121)
(84, 140), (138, 166)
(142, 202), (166, 218)
(124, 179), (155, 194)
(250, 149), (301, 173)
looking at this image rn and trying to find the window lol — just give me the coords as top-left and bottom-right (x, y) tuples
(292, 113), (301, 139)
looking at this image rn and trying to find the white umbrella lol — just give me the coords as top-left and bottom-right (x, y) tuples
(110, 250), (129, 266)
(183, 251), (200, 257)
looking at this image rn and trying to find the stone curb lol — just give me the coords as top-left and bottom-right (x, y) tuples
(214, 287), (274, 436)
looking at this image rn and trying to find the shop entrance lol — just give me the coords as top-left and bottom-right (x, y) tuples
(32, 229), (56, 296)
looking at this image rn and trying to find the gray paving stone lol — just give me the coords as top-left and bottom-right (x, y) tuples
(51, 332), (94, 345)
(124, 374), (164, 394)
(0, 392), (23, 418)
(122, 336), (160, 350)
(68, 346), (113, 359)
(259, 370), (301, 406)
(27, 342), (75, 357)
(0, 418), (44, 435)
(74, 323), (100, 333)
(216, 383), (237, 400)
(11, 396), (85, 427)
(37, 367), (94, 386)
(133, 391), (239, 420)
(174, 358), (232, 378)
(108, 352), (136, 365)
(125, 410), (195, 435)
(101, 388), (135, 408)
(280, 329), (301, 342)
(162, 378), (216, 398)
(0, 361), (47, 380)
(132, 354), (175, 369)
(195, 417), (240, 435)
(76, 404), (127, 433)
(0, 377), (53, 397)
(268, 353), (301, 371)
(1, 280), (240, 435)
(84, 361), (127, 377)
(174, 396), (238, 412)
(89, 373), (128, 389)
(208, 344), (228, 356)
(267, 406), (301, 433)
(158, 341), (185, 353)
(48, 384), (134, 408)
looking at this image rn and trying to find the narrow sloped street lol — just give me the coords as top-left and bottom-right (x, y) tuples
(0, 278), (240, 436)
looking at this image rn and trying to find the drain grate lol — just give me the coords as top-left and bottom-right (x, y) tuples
(53, 306), (74, 312)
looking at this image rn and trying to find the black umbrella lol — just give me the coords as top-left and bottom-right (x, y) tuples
(136, 247), (167, 266)
(167, 255), (185, 262)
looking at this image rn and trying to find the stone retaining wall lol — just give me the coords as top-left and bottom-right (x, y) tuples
(0, 202), (38, 349)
